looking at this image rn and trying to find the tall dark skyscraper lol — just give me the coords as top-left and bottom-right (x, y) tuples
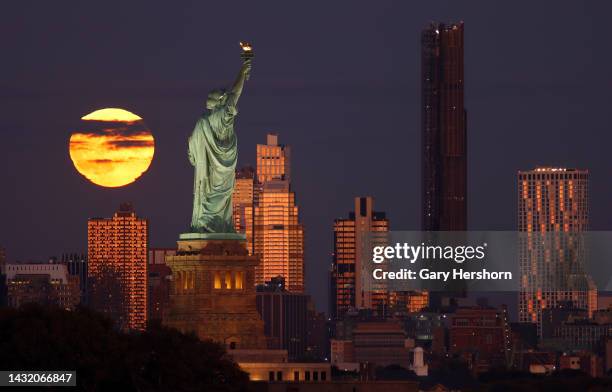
(421, 21), (467, 231)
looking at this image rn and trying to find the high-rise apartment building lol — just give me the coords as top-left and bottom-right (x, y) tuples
(88, 203), (148, 331)
(421, 21), (467, 231)
(233, 166), (259, 255)
(518, 167), (596, 335)
(330, 197), (388, 319)
(253, 134), (304, 292)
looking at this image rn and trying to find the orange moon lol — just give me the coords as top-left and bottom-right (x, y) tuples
(69, 108), (155, 187)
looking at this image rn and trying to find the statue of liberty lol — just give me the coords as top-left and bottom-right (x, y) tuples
(188, 43), (253, 233)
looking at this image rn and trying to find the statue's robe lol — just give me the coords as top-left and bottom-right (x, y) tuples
(188, 94), (238, 233)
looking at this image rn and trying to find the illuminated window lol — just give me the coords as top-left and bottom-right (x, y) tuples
(214, 272), (221, 289)
(235, 271), (243, 289)
(225, 272), (232, 289)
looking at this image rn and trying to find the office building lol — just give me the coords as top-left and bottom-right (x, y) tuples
(59, 253), (88, 304)
(6, 263), (80, 310)
(330, 197), (388, 318)
(256, 276), (309, 360)
(256, 133), (290, 184)
(254, 180), (304, 292)
(421, 21), (467, 231)
(88, 203), (148, 331)
(253, 135), (304, 292)
(305, 307), (329, 362)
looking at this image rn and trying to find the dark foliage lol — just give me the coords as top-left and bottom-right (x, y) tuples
(427, 358), (478, 389)
(482, 369), (612, 392)
(0, 304), (250, 391)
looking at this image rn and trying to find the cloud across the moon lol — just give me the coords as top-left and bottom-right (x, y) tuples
(69, 108), (155, 187)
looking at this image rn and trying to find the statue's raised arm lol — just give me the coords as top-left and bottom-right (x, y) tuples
(228, 59), (252, 107)
(203, 59), (252, 140)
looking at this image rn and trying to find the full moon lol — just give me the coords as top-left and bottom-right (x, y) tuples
(69, 108), (155, 187)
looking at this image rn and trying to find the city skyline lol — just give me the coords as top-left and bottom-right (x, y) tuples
(3, 2), (612, 314)
(3, 3), (612, 387)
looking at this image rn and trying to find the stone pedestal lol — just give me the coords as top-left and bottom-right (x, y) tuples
(163, 234), (267, 350)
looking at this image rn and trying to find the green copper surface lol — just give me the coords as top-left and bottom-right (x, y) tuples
(188, 55), (252, 233)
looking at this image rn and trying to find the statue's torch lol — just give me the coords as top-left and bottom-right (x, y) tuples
(239, 41), (254, 80)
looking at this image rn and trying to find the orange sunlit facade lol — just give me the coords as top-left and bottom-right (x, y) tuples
(518, 168), (596, 335)
(253, 134), (304, 293)
(88, 203), (148, 331)
(331, 197), (389, 318)
(254, 180), (304, 292)
(256, 133), (291, 184)
(389, 290), (429, 313)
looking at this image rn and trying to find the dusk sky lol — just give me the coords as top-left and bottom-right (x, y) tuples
(2, 1), (612, 312)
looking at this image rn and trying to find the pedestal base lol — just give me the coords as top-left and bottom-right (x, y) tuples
(163, 236), (267, 350)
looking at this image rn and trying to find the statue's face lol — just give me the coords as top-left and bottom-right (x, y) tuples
(206, 90), (226, 110)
